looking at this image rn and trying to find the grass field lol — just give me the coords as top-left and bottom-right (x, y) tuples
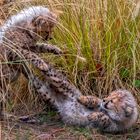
(0, 0), (140, 139)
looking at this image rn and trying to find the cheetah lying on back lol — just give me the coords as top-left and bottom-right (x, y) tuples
(31, 66), (138, 132)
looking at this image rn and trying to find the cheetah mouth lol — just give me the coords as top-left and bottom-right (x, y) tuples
(100, 102), (108, 112)
(45, 35), (49, 40)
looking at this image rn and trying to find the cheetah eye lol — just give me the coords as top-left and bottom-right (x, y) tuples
(110, 100), (113, 103)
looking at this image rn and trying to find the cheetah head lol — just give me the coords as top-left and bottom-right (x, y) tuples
(32, 11), (57, 40)
(100, 89), (138, 128)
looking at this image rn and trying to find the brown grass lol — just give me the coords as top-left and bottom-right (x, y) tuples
(0, 0), (140, 139)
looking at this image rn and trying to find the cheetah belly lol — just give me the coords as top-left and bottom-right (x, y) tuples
(55, 96), (93, 126)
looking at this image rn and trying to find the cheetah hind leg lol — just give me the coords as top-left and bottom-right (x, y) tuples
(19, 64), (53, 102)
(42, 66), (81, 98)
(30, 76), (53, 102)
(17, 47), (70, 90)
(17, 48), (80, 98)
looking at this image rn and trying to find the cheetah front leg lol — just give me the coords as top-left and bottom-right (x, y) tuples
(30, 43), (63, 55)
(77, 96), (101, 110)
(14, 48), (49, 71)
(87, 112), (115, 132)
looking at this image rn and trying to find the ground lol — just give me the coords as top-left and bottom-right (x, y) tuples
(1, 111), (140, 140)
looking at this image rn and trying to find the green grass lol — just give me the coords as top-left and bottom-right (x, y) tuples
(37, 0), (140, 101)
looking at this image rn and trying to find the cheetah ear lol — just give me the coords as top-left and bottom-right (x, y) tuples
(125, 106), (133, 117)
(52, 10), (63, 18)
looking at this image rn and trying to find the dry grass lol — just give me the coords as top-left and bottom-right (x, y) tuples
(1, 0), (140, 139)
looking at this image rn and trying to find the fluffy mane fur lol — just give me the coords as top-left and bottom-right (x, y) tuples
(0, 6), (56, 42)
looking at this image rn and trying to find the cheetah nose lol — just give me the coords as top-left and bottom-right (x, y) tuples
(103, 99), (106, 102)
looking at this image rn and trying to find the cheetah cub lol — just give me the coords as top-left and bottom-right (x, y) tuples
(27, 61), (138, 132)
(0, 6), (62, 76)
(0, 6), (62, 114)
(28, 58), (138, 132)
(78, 90), (138, 132)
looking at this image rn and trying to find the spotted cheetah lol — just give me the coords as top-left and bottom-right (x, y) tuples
(0, 6), (62, 114)
(78, 90), (138, 132)
(30, 70), (138, 132)
(30, 66), (95, 126)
